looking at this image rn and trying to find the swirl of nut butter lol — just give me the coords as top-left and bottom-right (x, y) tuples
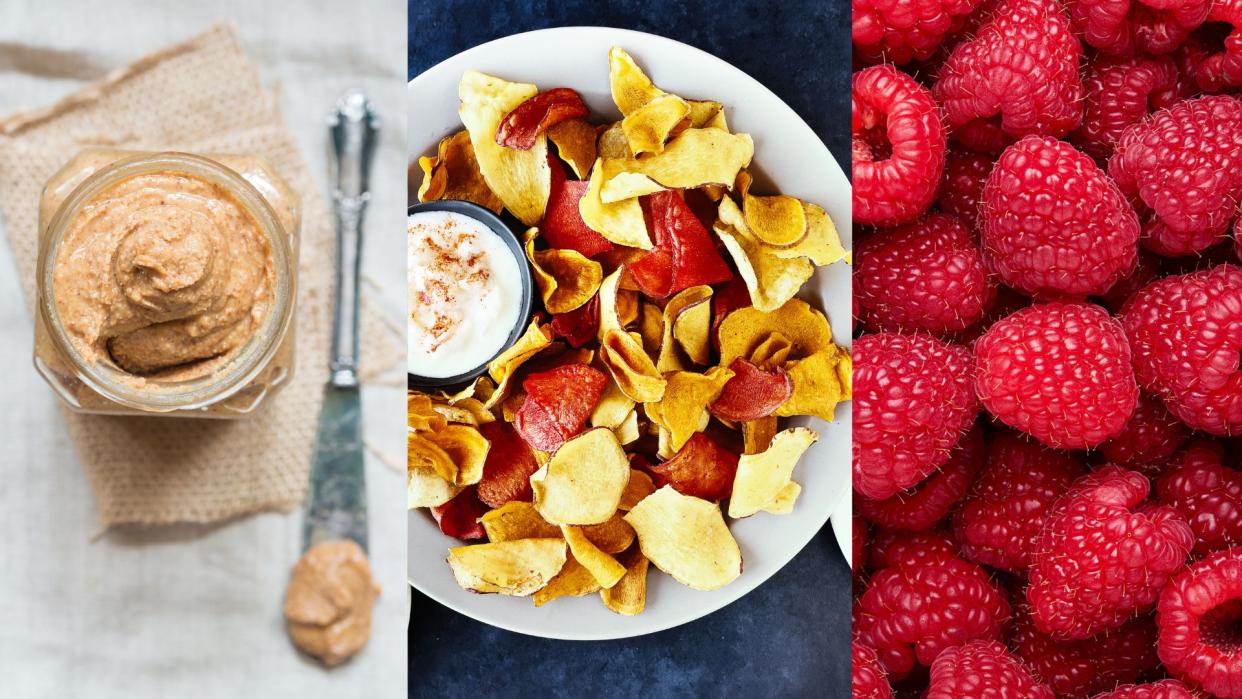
(52, 171), (275, 380)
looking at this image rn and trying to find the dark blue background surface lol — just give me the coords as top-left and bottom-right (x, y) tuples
(409, 1), (851, 696)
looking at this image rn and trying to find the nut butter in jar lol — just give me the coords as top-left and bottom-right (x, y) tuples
(34, 149), (301, 417)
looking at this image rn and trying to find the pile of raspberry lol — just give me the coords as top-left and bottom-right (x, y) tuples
(852, 0), (1242, 695)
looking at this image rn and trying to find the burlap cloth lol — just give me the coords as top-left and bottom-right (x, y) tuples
(0, 24), (399, 527)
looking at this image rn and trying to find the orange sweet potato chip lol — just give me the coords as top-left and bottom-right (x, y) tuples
(416, 130), (505, 213)
(710, 358), (793, 422)
(514, 364), (608, 453)
(645, 432), (740, 502)
(548, 118), (599, 180)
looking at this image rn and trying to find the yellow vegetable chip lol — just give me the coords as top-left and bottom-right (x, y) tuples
(776, 348), (849, 421)
(580, 513), (637, 554)
(422, 424), (490, 486)
(597, 269), (628, 340)
(547, 118), (598, 179)
(591, 378), (637, 430)
(600, 170), (666, 204)
(638, 302), (664, 355)
(447, 538), (567, 596)
(769, 203), (848, 266)
(717, 297), (835, 368)
(749, 332), (795, 369)
(614, 408), (640, 445)
(728, 427), (819, 518)
(416, 130), (505, 213)
(597, 121), (634, 160)
(600, 551), (649, 616)
(580, 158), (653, 249)
(451, 397), (496, 425)
(673, 296), (712, 366)
(605, 128), (754, 190)
(416, 154), (446, 202)
(533, 554), (602, 606)
(715, 197), (813, 312)
(481, 501), (561, 542)
(838, 351), (853, 400)
(431, 403), (480, 426)
(609, 46), (666, 115)
(531, 428), (630, 525)
(656, 286), (713, 372)
(646, 367), (734, 453)
(409, 431), (457, 484)
(562, 525), (627, 588)
(622, 93), (690, 155)
(625, 486), (742, 591)
(616, 289), (641, 328)
(525, 228), (603, 314)
(744, 192), (807, 247)
(619, 469), (656, 511)
(439, 375), (495, 406)
(408, 393), (447, 432)
(458, 71), (551, 225)
(762, 481), (803, 515)
(687, 100), (725, 129)
(408, 437), (462, 509)
(601, 329), (667, 403)
(486, 321), (553, 408)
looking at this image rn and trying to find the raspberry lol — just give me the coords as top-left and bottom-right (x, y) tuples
(1156, 441), (1242, 555)
(859, 425), (986, 531)
(1010, 612), (1160, 698)
(926, 640), (1054, 699)
(1068, 0), (1211, 57)
(1158, 548), (1242, 697)
(1099, 393), (1192, 473)
(937, 148), (993, 222)
(1188, 0), (1242, 92)
(855, 553), (1011, 679)
(1109, 96), (1242, 256)
(854, 214), (995, 334)
(1121, 265), (1242, 435)
(1090, 681), (1196, 699)
(1077, 54), (1186, 161)
(953, 430), (1085, 572)
(854, 65), (947, 226)
(933, 0), (1083, 153)
(853, 0), (984, 65)
(1029, 465), (1194, 640)
(854, 332), (979, 500)
(867, 527), (960, 571)
(853, 641), (895, 699)
(1097, 251), (1163, 313)
(974, 303), (1139, 450)
(980, 136), (1140, 298)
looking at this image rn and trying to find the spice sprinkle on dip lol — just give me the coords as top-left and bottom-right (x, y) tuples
(408, 209), (523, 379)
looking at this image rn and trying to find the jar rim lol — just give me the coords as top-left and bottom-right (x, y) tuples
(36, 151), (296, 412)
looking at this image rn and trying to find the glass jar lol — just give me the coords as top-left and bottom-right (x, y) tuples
(34, 149), (301, 417)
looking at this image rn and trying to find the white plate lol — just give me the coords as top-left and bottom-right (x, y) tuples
(831, 481), (855, 568)
(408, 26), (852, 640)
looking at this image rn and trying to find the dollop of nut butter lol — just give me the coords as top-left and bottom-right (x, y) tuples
(52, 170), (274, 380)
(283, 539), (380, 667)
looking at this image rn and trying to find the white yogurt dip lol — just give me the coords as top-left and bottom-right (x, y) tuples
(408, 210), (524, 378)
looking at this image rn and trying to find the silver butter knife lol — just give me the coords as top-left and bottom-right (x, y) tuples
(303, 91), (380, 552)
